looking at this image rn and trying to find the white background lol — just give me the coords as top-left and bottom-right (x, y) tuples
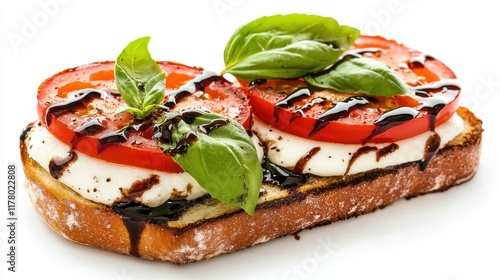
(1, 0), (499, 279)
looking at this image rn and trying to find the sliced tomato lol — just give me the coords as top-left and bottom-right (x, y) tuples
(248, 35), (460, 144)
(38, 61), (252, 172)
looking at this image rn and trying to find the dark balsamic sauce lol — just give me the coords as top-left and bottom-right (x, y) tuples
(249, 79), (267, 86)
(75, 118), (106, 135)
(293, 147), (321, 174)
(274, 88), (311, 122)
(154, 108), (209, 144)
(345, 144), (399, 175)
(164, 70), (219, 109)
(113, 199), (189, 222)
(413, 79), (460, 98)
(95, 120), (159, 153)
(153, 108), (229, 156)
(419, 97), (447, 131)
(97, 127), (129, 153)
(290, 97), (325, 123)
(198, 118), (230, 134)
(262, 156), (306, 189)
(366, 107), (419, 142)
(45, 89), (108, 125)
(113, 193), (210, 222)
(48, 151), (78, 179)
(121, 218), (145, 257)
(122, 175), (160, 201)
(72, 118), (106, 149)
(421, 133), (441, 171)
(414, 80), (460, 169)
(377, 143), (400, 160)
(20, 123), (35, 141)
(409, 53), (434, 67)
(310, 96), (369, 137)
(166, 131), (198, 156)
(113, 197), (209, 256)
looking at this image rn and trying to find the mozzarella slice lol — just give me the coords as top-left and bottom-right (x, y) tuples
(252, 114), (464, 176)
(25, 124), (263, 207)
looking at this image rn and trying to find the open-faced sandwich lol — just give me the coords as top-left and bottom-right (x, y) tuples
(20, 14), (483, 264)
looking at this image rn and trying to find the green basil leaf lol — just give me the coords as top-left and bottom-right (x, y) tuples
(305, 57), (414, 97)
(223, 13), (359, 80)
(114, 37), (166, 120)
(116, 105), (146, 118)
(114, 64), (142, 108)
(156, 111), (262, 215)
(116, 36), (161, 84)
(143, 72), (166, 107)
(224, 40), (342, 80)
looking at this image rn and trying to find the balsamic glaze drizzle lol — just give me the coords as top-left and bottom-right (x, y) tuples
(153, 108), (230, 156)
(262, 156), (306, 189)
(48, 151), (78, 179)
(249, 79), (267, 86)
(366, 107), (419, 142)
(276, 88), (311, 108)
(166, 131), (198, 156)
(72, 118), (106, 149)
(198, 118), (230, 134)
(293, 147), (321, 174)
(122, 175), (160, 201)
(310, 96), (369, 137)
(97, 127), (130, 153)
(164, 70), (219, 109)
(121, 218), (145, 257)
(113, 199), (189, 222)
(274, 87), (312, 122)
(75, 118), (106, 135)
(412, 80), (460, 169)
(345, 143), (399, 175)
(409, 53), (434, 67)
(290, 97), (325, 123)
(45, 89), (108, 125)
(421, 133), (441, 171)
(414, 79), (460, 95)
(20, 123), (35, 142)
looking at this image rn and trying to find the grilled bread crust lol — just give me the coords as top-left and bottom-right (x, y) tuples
(20, 107), (483, 264)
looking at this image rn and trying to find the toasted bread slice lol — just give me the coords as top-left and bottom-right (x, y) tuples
(20, 106), (482, 264)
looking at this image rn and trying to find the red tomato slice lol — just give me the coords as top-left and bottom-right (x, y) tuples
(38, 61), (252, 172)
(248, 35), (460, 144)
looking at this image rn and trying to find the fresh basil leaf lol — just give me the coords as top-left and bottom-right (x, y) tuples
(223, 13), (360, 80)
(143, 72), (166, 106)
(116, 105), (146, 118)
(155, 111), (262, 215)
(114, 64), (142, 108)
(116, 36), (161, 84)
(305, 57), (414, 97)
(114, 37), (166, 119)
(224, 40), (342, 80)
